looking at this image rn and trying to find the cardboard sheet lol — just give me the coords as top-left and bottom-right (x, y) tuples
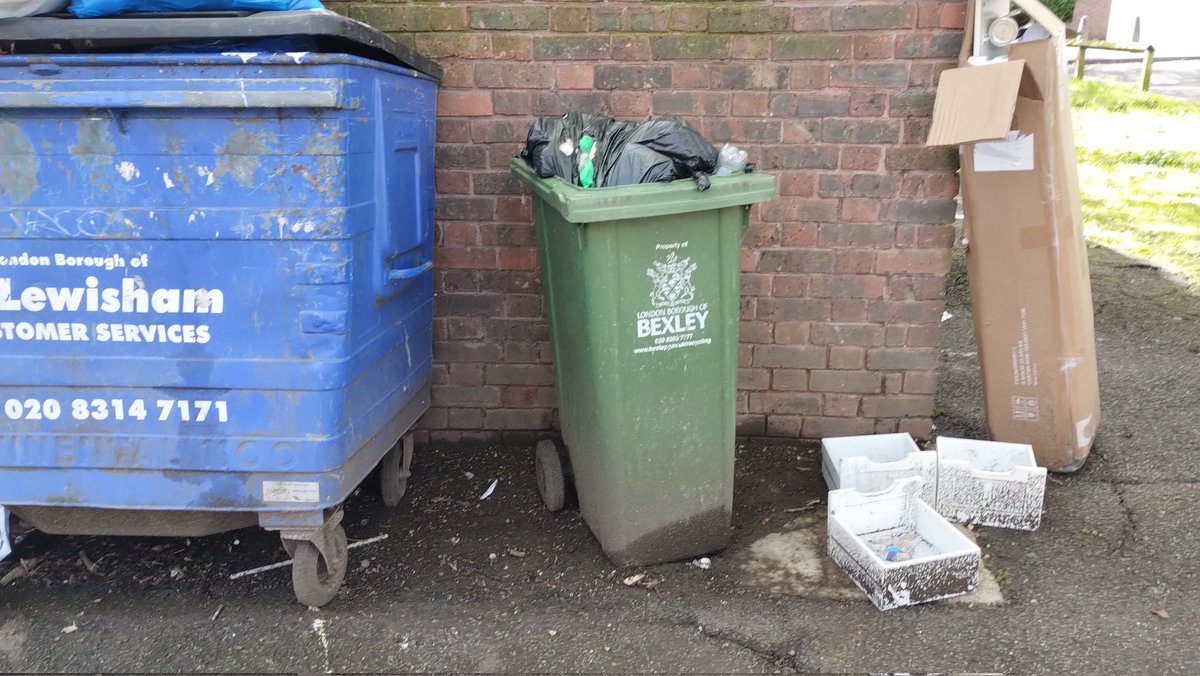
(925, 0), (1100, 472)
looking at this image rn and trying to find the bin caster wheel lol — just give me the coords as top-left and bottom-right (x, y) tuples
(380, 433), (414, 507)
(288, 524), (348, 607)
(535, 439), (566, 512)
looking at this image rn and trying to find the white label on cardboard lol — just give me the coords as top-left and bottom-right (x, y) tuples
(1012, 308), (1040, 387)
(262, 481), (320, 503)
(1012, 395), (1040, 422)
(974, 131), (1035, 172)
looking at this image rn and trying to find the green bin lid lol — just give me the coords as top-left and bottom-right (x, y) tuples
(510, 157), (776, 224)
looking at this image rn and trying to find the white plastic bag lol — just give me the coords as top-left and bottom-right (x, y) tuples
(0, 507), (11, 562)
(0, 0), (68, 18)
(713, 143), (748, 176)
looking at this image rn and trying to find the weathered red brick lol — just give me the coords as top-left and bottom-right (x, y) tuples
(860, 394), (934, 418)
(866, 347), (940, 371)
(556, 64), (594, 90)
(595, 64), (672, 90)
(841, 198), (882, 223)
(438, 90), (493, 117)
(811, 322), (885, 346)
(483, 409), (553, 430)
(840, 146), (884, 171)
(739, 368), (771, 390)
(824, 393), (861, 417)
(612, 36), (652, 61)
(614, 91), (652, 117)
(440, 222), (479, 247)
(874, 249), (951, 275)
(469, 6), (549, 31)
(835, 249), (876, 274)
(751, 344), (828, 369)
(832, 5), (915, 30)
(780, 223), (819, 247)
(550, 6), (589, 33)
(941, 3), (966, 29)
(809, 370), (883, 394)
(416, 33), (491, 59)
(832, 298), (869, 322)
(803, 416), (877, 437)
(853, 35), (895, 60)
(772, 368), (809, 391)
(773, 321), (811, 346)
(829, 346), (867, 370)
(491, 35), (532, 60)
(750, 392), (823, 416)
(432, 384), (501, 407)
(730, 35), (774, 60)
(737, 415), (767, 436)
(899, 417), (935, 440)
(766, 415), (805, 438)
(490, 91), (531, 116)
(791, 7), (831, 31)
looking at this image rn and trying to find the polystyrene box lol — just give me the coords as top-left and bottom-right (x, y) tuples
(821, 433), (937, 505)
(827, 478), (981, 610)
(935, 437), (1047, 530)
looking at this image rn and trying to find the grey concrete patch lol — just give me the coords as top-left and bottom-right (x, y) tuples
(729, 512), (1004, 607)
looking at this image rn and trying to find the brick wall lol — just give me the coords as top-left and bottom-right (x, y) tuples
(1071, 0), (1112, 39)
(329, 1), (965, 444)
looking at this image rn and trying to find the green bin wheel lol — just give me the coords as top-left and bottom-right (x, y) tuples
(535, 439), (567, 512)
(380, 433), (415, 507)
(289, 524), (348, 608)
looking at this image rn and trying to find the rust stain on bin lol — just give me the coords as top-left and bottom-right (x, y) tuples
(0, 122), (41, 203)
(214, 127), (277, 188)
(69, 118), (117, 189)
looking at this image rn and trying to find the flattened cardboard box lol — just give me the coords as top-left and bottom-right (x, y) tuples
(926, 0), (1100, 472)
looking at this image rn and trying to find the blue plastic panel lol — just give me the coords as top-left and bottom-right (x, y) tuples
(0, 53), (436, 519)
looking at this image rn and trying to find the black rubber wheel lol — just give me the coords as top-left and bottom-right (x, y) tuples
(289, 524), (348, 607)
(535, 439), (566, 512)
(380, 433), (414, 507)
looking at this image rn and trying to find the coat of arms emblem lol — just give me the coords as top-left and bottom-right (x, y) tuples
(646, 252), (697, 308)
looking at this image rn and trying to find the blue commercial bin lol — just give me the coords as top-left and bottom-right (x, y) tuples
(0, 12), (440, 605)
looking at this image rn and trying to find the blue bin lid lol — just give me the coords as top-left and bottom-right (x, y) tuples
(0, 9), (441, 80)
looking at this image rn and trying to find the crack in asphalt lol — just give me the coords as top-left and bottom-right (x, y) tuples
(1110, 483), (1142, 556)
(671, 611), (803, 674)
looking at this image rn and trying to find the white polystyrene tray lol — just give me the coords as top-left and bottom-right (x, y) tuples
(827, 477), (980, 610)
(935, 436), (1047, 530)
(821, 433), (937, 505)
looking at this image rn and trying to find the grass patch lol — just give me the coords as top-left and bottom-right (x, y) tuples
(1078, 148), (1200, 172)
(1072, 79), (1200, 116)
(1072, 80), (1200, 287)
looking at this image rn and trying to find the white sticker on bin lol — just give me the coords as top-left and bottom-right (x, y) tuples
(973, 131), (1035, 172)
(262, 481), (320, 503)
(1, 506), (11, 561)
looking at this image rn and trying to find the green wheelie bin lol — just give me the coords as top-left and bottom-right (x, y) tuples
(512, 158), (777, 565)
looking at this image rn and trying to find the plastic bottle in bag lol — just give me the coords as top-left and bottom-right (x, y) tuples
(713, 143), (748, 176)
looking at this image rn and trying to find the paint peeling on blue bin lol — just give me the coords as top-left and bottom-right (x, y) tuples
(0, 51), (436, 538)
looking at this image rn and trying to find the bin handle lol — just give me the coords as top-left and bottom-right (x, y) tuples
(0, 78), (344, 109)
(387, 260), (433, 284)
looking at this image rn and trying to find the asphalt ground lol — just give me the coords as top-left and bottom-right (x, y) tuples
(2, 242), (1198, 674)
